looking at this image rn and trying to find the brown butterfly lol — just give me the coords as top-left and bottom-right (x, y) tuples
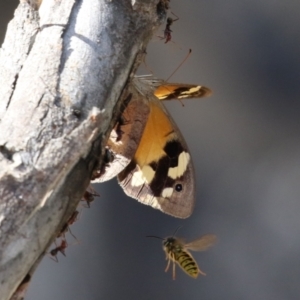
(92, 76), (211, 218)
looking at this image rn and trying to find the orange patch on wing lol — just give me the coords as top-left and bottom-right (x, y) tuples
(134, 102), (176, 167)
(154, 85), (182, 99)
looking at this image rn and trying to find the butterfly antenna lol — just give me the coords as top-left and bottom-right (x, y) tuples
(165, 49), (192, 82)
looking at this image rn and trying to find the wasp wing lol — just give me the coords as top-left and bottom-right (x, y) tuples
(184, 234), (217, 252)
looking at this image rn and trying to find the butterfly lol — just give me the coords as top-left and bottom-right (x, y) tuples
(92, 76), (211, 218)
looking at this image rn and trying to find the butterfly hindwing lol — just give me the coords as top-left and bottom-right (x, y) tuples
(117, 78), (196, 218)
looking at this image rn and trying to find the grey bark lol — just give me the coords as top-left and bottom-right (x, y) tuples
(0, 0), (166, 299)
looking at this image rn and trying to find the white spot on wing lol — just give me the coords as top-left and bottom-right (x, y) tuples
(142, 194), (162, 210)
(162, 187), (173, 198)
(131, 165), (155, 187)
(178, 86), (201, 99)
(186, 86), (201, 93)
(158, 95), (167, 99)
(168, 152), (190, 179)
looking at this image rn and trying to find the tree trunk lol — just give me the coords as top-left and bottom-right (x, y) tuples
(0, 0), (166, 299)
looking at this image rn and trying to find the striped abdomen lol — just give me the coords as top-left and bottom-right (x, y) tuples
(173, 250), (199, 278)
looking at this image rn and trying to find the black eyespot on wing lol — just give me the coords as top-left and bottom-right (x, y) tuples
(175, 184), (183, 192)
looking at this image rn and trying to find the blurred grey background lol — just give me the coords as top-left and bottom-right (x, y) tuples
(1, 0), (300, 299)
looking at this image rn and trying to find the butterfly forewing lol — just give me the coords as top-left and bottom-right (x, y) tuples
(155, 83), (212, 100)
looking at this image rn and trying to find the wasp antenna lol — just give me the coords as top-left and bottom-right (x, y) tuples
(172, 226), (183, 237)
(165, 49), (192, 82)
(146, 235), (165, 240)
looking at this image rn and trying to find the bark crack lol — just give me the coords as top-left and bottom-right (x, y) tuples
(0, 145), (14, 161)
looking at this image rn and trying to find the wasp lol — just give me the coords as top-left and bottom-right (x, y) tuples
(148, 230), (216, 279)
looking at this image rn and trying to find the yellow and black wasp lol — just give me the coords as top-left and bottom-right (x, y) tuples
(148, 229), (216, 279)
